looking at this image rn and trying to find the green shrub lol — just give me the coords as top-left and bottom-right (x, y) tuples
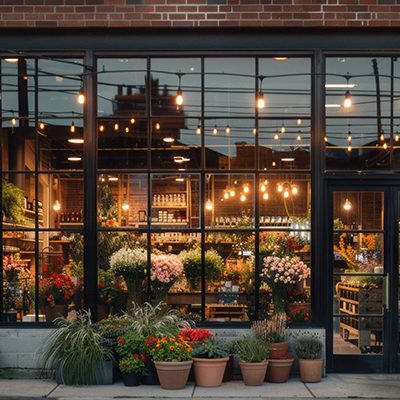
(192, 338), (229, 359)
(234, 335), (270, 363)
(295, 337), (323, 360)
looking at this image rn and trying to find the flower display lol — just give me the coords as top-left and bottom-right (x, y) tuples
(3, 254), (27, 272)
(109, 247), (147, 277)
(39, 273), (75, 307)
(260, 232), (306, 257)
(287, 304), (312, 323)
(151, 254), (183, 284)
(151, 336), (193, 362)
(119, 353), (147, 375)
(179, 328), (213, 343)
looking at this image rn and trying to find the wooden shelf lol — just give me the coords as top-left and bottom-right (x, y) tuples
(59, 222), (83, 227)
(152, 205), (187, 209)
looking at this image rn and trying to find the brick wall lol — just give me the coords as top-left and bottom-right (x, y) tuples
(0, 0), (398, 29)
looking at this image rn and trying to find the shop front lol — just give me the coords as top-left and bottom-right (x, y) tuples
(0, 30), (399, 373)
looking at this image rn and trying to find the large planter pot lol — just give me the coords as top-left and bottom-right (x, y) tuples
(240, 360), (268, 386)
(122, 372), (141, 387)
(56, 360), (114, 385)
(44, 304), (68, 322)
(222, 354), (235, 382)
(141, 359), (160, 385)
(298, 358), (323, 383)
(154, 360), (192, 390)
(97, 303), (110, 321)
(266, 357), (294, 383)
(193, 357), (229, 387)
(269, 341), (289, 359)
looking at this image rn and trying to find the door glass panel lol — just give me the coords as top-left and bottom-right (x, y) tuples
(333, 190), (385, 356)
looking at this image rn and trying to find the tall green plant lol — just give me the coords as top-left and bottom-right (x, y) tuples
(41, 311), (114, 385)
(2, 180), (27, 223)
(234, 335), (270, 363)
(295, 337), (323, 360)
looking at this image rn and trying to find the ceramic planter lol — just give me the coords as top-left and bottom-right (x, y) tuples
(193, 357), (229, 387)
(298, 358), (323, 383)
(266, 357), (294, 383)
(122, 372), (141, 386)
(240, 360), (268, 386)
(141, 359), (160, 385)
(269, 341), (289, 359)
(154, 360), (192, 390)
(44, 304), (68, 322)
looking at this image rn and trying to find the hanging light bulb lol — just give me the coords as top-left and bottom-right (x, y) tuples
(205, 200), (213, 211)
(11, 116), (17, 126)
(297, 134), (302, 141)
(343, 198), (352, 211)
(272, 161), (276, 167)
(280, 124), (286, 134)
(324, 136), (328, 142)
(130, 117), (135, 124)
(223, 191), (229, 200)
(283, 190), (289, 199)
(347, 145), (352, 152)
(395, 134), (399, 142)
(263, 192), (269, 200)
(114, 122), (119, 131)
(70, 121), (75, 133)
(122, 202), (130, 211)
(343, 90), (352, 108)
(125, 127), (130, 133)
(274, 133), (279, 140)
(77, 86), (85, 104)
(213, 125), (218, 135)
(291, 186), (298, 195)
(383, 142), (388, 150)
(52, 200), (61, 212)
(257, 92), (265, 109)
(155, 122), (161, 130)
(243, 185), (249, 194)
(225, 125), (231, 135)
(253, 127), (257, 135)
(347, 131), (352, 143)
(39, 120), (45, 130)
(277, 184), (283, 192)
(380, 132), (385, 142)
(260, 184), (266, 192)
(196, 124), (201, 135)
(297, 118), (302, 125)
(99, 124), (105, 132)
(176, 71), (184, 106)
(240, 193), (246, 202)
(229, 189), (235, 197)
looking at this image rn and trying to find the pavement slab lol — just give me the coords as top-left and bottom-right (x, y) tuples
(0, 379), (56, 398)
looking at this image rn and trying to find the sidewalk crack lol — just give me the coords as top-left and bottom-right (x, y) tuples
(304, 382), (316, 398)
(45, 383), (60, 398)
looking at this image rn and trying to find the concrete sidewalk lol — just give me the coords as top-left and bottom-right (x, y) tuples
(0, 374), (399, 399)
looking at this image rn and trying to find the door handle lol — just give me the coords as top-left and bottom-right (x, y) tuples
(382, 274), (389, 312)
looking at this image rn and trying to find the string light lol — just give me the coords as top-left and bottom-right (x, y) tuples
(196, 124), (201, 135)
(213, 125), (218, 135)
(343, 198), (352, 211)
(11, 116), (16, 126)
(263, 192), (269, 200)
(347, 129), (352, 143)
(114, 122), (119, 131)
(274, 133), (279, 140)
(253, 127), (257, 135)
(225, 125), (231, 135)
(223, 192), (229, 200)
(176, 71), (184, 106)
(272, 161), (276, 167)
(277, 184), (283, 192)
(125, 127), (129, 133)
(380, 132), (385, 142)
(291, 186), (298, 195)
(205, 200), (213, 211)
(297, 119), (302, 125)
(283, 190), (290, 199)
(229, 189), (235, 197)
(257, 75), (265, 109)
(130, 117), (135, 124)
(70, 121), (75, 133)
(343, 90), (352, 108)
(324, 136), (328, 142)
(243, 184), (250, 194)
(280, 123), (286, 134)
(347, 145), (352, 152)
(99, 125), (105, 132)
(155, 122), (161, 130)
(240, 194), (246, 202)
(260, 184), (266, 192)
(52, 200), (61, 212)
(122, 202), (130, 211)
(77, 86), (85, 104)
(297, 133), (302, 141)
(39, 120), (45, 130)
(383, 142), (388, 150)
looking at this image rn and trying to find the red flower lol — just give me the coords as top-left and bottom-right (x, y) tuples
(133, 354), (139, 359)
(141, 355), (147, 362)
(117, 337), (125, 344)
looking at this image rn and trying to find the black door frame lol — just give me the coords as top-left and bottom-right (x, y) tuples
(325, 178), (400, 373)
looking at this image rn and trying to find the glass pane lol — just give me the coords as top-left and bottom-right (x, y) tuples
(97, 231), (147, 313)
(258, 57), (311, 117)
(151, 232), (201, 321)
(205, 58), (255, 118)
(205, 174), (254, 228)
(97, 174), (147, 228)
(333, 233), (384, 274)
(326, 118), (391, 170)
(97, 118), (147, 170)
(333, 191), (384, 230)
(2, 231), (36, 322)
(205, 232), (254, 321)
(333, 317), (384, 354)
(2, 173), (36, 229)
(151, 118), (201, 169)
(151, 174), (200, 229)
(259, 174), (311, 225)
(97, 58), (147, 118)
(205, 119), (255, 170)
(259, 119), (311, 170)
(151, 58), (201, 118)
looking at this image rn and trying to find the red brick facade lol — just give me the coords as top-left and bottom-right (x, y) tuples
(0, 0), (399, 29)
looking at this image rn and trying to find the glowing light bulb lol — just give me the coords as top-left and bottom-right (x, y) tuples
(77, 89), (85, 104)
(114, 123), (119, 131)
(263, 192), (269, 200)
(155, 122), (161, 130)
(380, 133), (385, 141)
(176, 89), (184, 106)
(99, 125), (105, 132)
(395, 135), (399, 142)
(68, 156), (82, 162)
(291, 186), (298, 195)
(196, 125), (201, 135)
(223, 192), (229, 200)
(280, 124), (286, 134)
(260, 184), (266, 192)
(297, 135), (302, 141)
(70, 121), (75, 133)
(347, 134), (352, 143)
(229, 189), (235, 197)
(343, 198), (352, 211)
(243, 185), (249, 194)
(213, 125), (218, 135)
(125, 127), (129, 133)
(272, 161), (276, 167)
(4, 58), (18, 63)
(257, 92), (265, 109)
(274, 133), (279, 140)
(348, 145), (352, 152)
(225, 125), (231, 135)
(205, 200), (213, 211)
(68, 138), (84, 144)
(11, 117), (16, 126)
(383, 142), (388, 150)
(325, 136), (328, 142)
(297, 119), (302, 125)
(130, 118), (135, 124)
(283, 190), (289, 198)
(163, 137), (174, 143)
(277, 184), (283, 192)
(253, 127), (257, 135)
(122, 202), (130, 211)
(343, 91), (352, 108)
(39, 121), (45, 130)
(240, 194), (246, 202)
(52, 200), (61, 212)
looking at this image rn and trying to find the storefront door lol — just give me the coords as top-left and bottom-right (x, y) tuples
(327, 186), (400, 373)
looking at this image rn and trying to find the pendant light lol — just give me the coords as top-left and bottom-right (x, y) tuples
(175, 71), (184, 107)
(52, 200), (61, 212)
(240, 193), (246, 202)
(274, 133), (279, 141)
(347, 127), (352, 143)
(39, 120), (45, 130)
(130, 117), (135, 124)
(256, 75), (265, 109)
(212, 125), (218, 135)
(343, 74), (352, 109)
(343, 198), (352, 211)
(225, 125), (231, 135)
(205, 199), (213, 211)
(196, 122), (201, 135)
(280, 123), (286, 134)
(114, 122), (119, 131)
(70, 121), (75, 133)
(155, 122), (161, 131)
(99, 124), (105, 132)
(77, 84), (85, 104)
(263, 192), (269, 200)
(297, 118), (302, 125)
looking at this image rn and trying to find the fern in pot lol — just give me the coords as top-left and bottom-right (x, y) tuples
(234, 335), (270, 386)
(41, 311), (114, 385)
(295, 337), (323, 383)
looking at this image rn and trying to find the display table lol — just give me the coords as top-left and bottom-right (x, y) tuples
(205, 303), (248, 321)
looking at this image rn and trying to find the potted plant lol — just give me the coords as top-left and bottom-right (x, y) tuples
(97, 269), (124, 320)
(266, 353), (294, 383)
(39, 273), (75, 322)
(41, 311), (114, 385)
(152, 336), (193, 390)
(150, 253), (183, 303)
(234, 335), (270, 386)
(180, 248), (224, 291)
(295, 337), (323, 383)
(110, 247), (147, 311)
(192, 338), (229, 387)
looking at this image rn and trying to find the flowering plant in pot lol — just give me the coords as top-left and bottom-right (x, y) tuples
(110, 247), (147, 311)
(152, 336), (193, 390)
(191, 338), (229, 387)
(150, 254), (183, 303)
(234, 335), (270, 386)
(260, 255), (310, 313)
(295, 337), (323, 383)
(178, 328), (213, 343)
(39, 273), (75, 322)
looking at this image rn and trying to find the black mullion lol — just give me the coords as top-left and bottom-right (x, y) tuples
(34, 57), (40, 323)
(200, 57), (205, 322)
(0, 59), (3, 320)
(390, 58), (394, 168)
(146, 57), (151, 302)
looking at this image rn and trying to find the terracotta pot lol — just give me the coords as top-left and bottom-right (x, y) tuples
(122, 372), (141, 386)
(154, 360), (192, 390)
(266, 357), (294, 383)
(193, 357), (229, 387)
(97, 304), (110, 321)
(298, 358), (323, 383)
(269, 342), (289, 359)
(240, 360), (268, 386)
(141, 359), (160, 385)
(44, 304), (68, 322)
